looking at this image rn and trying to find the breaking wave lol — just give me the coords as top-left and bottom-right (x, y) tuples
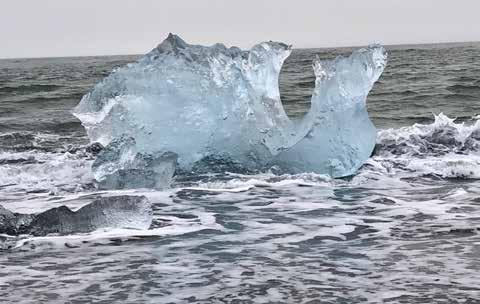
(371, 113), (480, 179)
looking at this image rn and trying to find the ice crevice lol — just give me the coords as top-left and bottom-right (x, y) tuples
(73, 34), (387, 188)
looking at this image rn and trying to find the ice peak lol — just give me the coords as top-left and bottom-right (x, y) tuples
(155, 33), (188, 54)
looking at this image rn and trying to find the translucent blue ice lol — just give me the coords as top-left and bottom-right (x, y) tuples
(273, 46), (387, 176)
(91, 136), (177, 189)
(74, 34), (386, 182)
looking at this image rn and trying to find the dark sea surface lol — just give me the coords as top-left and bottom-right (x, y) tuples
(1, 42), (480, 303)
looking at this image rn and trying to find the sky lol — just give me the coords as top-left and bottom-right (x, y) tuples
(1, 0), (479, 58)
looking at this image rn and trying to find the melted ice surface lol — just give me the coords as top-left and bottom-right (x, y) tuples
(73, 34), (386, 178)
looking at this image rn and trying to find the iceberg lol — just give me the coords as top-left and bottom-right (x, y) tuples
(74, 34), (386, 182)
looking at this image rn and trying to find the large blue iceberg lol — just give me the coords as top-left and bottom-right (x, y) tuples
(73, 34), (386, 185)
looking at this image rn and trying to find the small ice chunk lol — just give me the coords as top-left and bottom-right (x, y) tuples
(27, 195), (152, 236)
(1, 196), (153, 237)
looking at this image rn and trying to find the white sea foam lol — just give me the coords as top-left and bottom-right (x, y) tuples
(0, 150), (93, 193)
(371, 113), (480, 179)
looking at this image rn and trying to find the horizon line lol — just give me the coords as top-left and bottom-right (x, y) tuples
(1, 39), (479, 61)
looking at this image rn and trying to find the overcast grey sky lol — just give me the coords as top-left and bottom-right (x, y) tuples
(1, 0), (479, 58)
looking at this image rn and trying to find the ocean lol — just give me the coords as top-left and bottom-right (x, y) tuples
(0, 42), (479, 303)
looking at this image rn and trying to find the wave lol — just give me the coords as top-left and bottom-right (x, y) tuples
(0, 132), (76, 152)
(446, 84), (480, 95)
(375, 113), (480, 156)
(0, 150), (94, 194)
(370, 113), (480, 179)
(0, 84), (62, 95)
(1, 113), (480, 198)
(3, 113), (480, 252)
(447, 76), (478, 83)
